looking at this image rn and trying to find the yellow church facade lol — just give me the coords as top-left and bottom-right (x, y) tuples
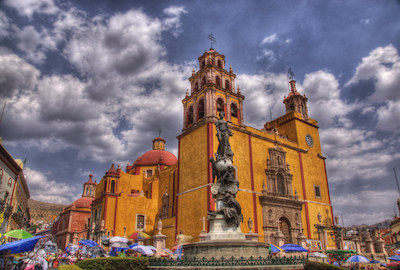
(91, 48), (335, 251)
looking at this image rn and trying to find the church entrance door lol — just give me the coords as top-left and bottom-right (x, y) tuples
(279, 217), (291, 244)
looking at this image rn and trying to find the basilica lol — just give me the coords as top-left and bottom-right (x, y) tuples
(57, 48), (336, 251)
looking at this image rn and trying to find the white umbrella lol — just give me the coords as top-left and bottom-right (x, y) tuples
(130, 245), (154, 256)
(109, 236), (128, 243)
(309, 252), (327, 258)
(110, 242), (129, 249)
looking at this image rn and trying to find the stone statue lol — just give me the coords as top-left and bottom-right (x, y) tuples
(215, 112), (234, 160)
(209, 193), (242, 227)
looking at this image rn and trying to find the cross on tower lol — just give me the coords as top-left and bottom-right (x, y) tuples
(288, 68), (295, 81)
(208, 34), (216, 48)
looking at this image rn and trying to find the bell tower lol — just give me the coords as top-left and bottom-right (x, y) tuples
(82, 174), (96, 198)
(283, 79), (309, 121)
(182, 48), (245, 131)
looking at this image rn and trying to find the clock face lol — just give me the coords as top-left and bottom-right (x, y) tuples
(305, 134), (314, 147)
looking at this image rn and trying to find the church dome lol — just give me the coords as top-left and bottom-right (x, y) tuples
(133, 149), (177, 167)
(71, 196), (94, 208)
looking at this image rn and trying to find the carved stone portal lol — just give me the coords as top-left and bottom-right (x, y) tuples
(260, 145), (303, 245)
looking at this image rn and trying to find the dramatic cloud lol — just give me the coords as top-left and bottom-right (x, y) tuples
(0, 53), (39, 98)
(162, 6), (188, 37)
(25, 167), (80, 204)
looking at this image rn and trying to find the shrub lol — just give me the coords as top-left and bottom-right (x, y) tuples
(58, 265), (84, 270)
(76, 257), (149, 270)
(304, 260), (346, 270)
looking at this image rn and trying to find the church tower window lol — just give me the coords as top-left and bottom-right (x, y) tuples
(217, 98), (224, 114)
(225, 80), (230, 91)
(198, 99), (205, 119)
(187, 106), (194, 125)
(201, 61), (205, 69)
(216, 76), (221, 87)
(110, 180), (115, 193)
(202, 77), (206, 87)
(314, 185), (321, 198)
(146, 169), (153, 177)
(217, 59), (223, 68)
(231, 103), (237, 118)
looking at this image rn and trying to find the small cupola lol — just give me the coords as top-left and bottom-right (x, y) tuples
(152, 137), (166, 150)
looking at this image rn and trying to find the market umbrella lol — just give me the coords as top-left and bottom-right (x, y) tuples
(269, 244), (284, 253)
(110, 242), (129, 249)
(128, 231), (151, 240)
(79, 239), (98, 247)
(88, 246), (106, 257)
(0, 236), (43, 254)
(389, 255), (400, 261)
(280, 244), (308, 252)
(130, 245), (154, 256)
(346, 255), (370, 263)
(109, 236), (129, 243)
(309, 252), (327, 258)
(4, 229), (33, 239)
(370, 259), (380, 264)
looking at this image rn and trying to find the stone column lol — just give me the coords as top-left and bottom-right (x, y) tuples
(153, 234), (166, 257)
(365, 233), (375, 254)
(376, 238), (387, 255)
(274, 226), (285, 247)
(199, 217), (208, 241)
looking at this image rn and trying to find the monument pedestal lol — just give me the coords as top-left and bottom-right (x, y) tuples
(206, 214), (245, 241)
(184, 214), (269, 259)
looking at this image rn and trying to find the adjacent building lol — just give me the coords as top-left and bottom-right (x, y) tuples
(0, 141), (30, 236)
(52, 175), (96, 249)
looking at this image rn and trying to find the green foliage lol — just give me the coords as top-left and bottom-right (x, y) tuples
(58, 265), (84, 270)
(76, 257), (149, 270)
(305, 260), (346, 270)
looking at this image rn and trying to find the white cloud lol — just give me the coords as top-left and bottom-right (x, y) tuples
(302, 70), (357, 128)
(0, 11), (11, 38)
(376, 100), (400, 131)
(25, 167), (80, 204)
(163, 6), (187, 37)
(262, 33), (277, 44)
(4, 0), (59, 18)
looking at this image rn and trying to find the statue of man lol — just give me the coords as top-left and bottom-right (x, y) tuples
(215, 112), (233, 159)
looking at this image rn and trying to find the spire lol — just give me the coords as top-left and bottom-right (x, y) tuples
(106, 164), (120, 177)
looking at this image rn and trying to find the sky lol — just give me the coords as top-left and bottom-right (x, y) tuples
(0, 0), (399, 227)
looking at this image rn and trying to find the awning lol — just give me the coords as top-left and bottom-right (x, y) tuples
(0, 236), (43, 254)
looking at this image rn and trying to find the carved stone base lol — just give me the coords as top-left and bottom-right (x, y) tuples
(205, 214), (245, 241)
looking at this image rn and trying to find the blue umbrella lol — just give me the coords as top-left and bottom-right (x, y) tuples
(79, 239), (98, 247)
(0, 236), (43, 254)
(346, 255), (370, 263)
(389, 255), (400, 261)
(280, 244), (308, 252)
(269, 244), (284, 253)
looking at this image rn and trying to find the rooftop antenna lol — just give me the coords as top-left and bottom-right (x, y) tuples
(394, 168), (400, 197)
(208, 33), (216, 48)
(341, 212), (344, 227)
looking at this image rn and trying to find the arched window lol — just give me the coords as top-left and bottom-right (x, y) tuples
(290, 104), (295, 111)
(225, 80), (230, 91)
(198, 99), (205, 119)
(194, 82), (198, 92)
(216, 76), (221, 87)
(218, 60), (223, 68)
(0, 168), (3, 184)
(8, 177), (12, 187)
(277, 173), (285, 196)
(231, 103), (237, 118)
(217, 98), (224, 114)
(187, 106), (193, 125)
(201, 61), (205, 69)
(202, 77), (206, 87)
(110, 180), (115, 193)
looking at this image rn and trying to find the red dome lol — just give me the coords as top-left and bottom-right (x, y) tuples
(133, 150), (177, 166)
(71, 197), (94, 208)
